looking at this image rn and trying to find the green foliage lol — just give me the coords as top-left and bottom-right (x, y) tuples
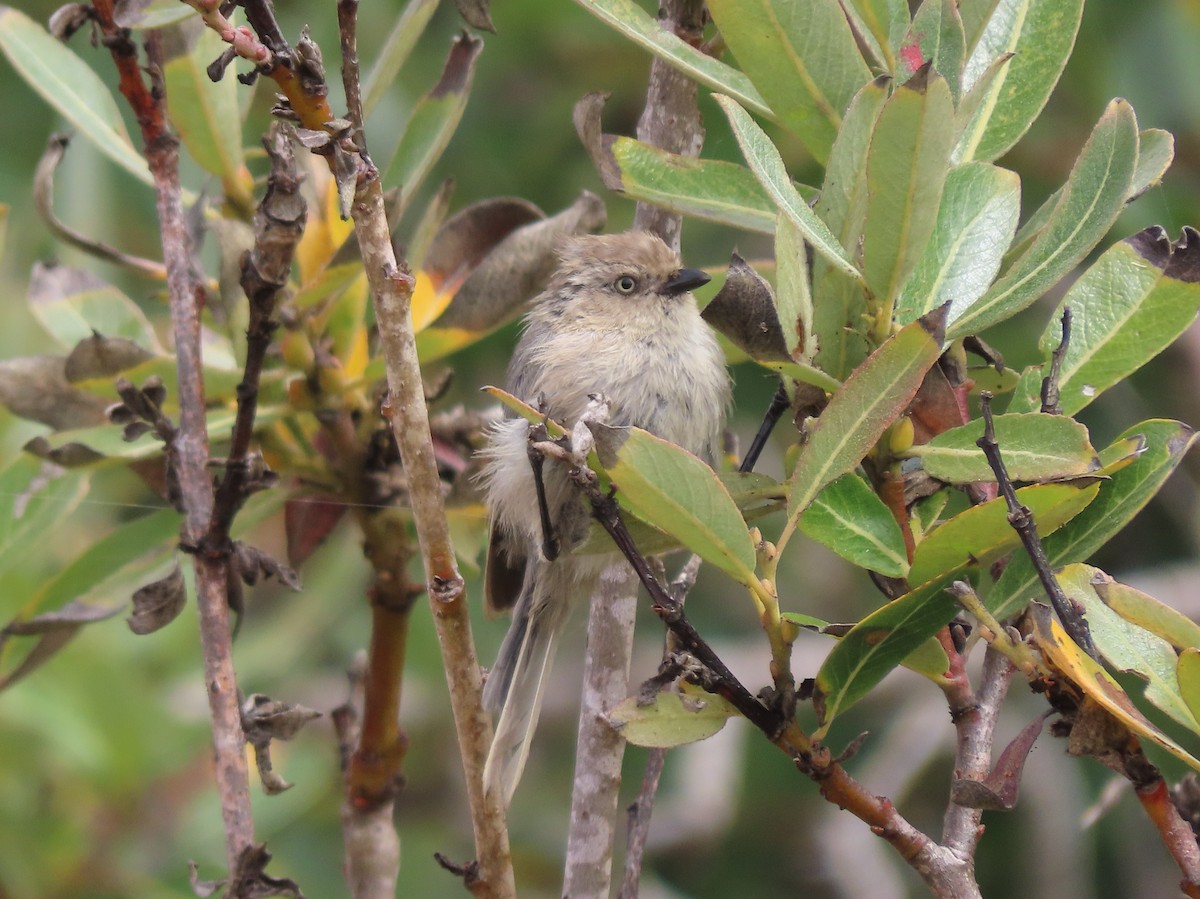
(2, 0), (1200, 893)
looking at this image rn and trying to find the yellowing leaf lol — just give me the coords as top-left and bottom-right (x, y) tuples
(410, 270), (458, 333)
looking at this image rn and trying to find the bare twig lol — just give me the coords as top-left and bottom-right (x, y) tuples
(630, 0), (705, 249)
(941, 647), (1016, 856)
(88, 4), (255, 880)
(209, 125), (305, 540)
(741, 381), (790, 473)
(619, 746), (667, 899)
(339, 41), (515, 899)
(564, 564), (641, 898)
(1040, 307), (1072, 415)
(976, 392), (1096, 655)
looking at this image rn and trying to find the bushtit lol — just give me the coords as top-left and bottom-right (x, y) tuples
(479, 231), (730, 804)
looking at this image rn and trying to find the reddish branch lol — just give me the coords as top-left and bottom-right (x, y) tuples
(88, 0), (255, 880)
(1137, 778), (1200, 898)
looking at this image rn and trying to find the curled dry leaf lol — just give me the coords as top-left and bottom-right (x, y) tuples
(701, 252), (789, 362)
(233, 541), (302, 590)
(127, 561), (187, 635)
(187, 861), (224, 898)
(241, 693), (322, 795)
(229, 843), (305, 898)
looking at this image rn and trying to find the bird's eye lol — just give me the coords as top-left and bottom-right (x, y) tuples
(614, 276), (637, 294)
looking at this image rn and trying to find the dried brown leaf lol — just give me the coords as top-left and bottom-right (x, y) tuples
(127, 561), (187, 634)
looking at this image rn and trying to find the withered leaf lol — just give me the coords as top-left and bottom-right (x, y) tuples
(23, 436), (105, 467)
(950, 712), (1048, 810)
(452, 0), (494, 32)
(187, 861), (224, 898)
(242, 693), (322, 742)
(701, 253), (790, 362)
(242, 694), (321, 796)
(234, 542), (302, 590)
(285, 494), (346, 567)
(127, 561), (187, 635)
(229, 844), (304, 898)
(0, 355), (108, 430)
(419, 196), (543, 302)
(64, 332), (154, 382)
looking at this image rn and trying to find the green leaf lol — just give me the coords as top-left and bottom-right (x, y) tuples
(904, 413), (1098, 484)
(1129, 128), (1175, 201)
(841, 0), (909, 70)
(815, 77), (890, 243)
(862, 68), (956, 311)
(708, 0), (871, 163)
(717, 95), (862, 282)
(1008, 228), (1200, 417)
(1056, 564), (1200, 733)
(384, 33), (482, 204)
(788, 307), (946, 520)
(574, 0), (770, 119)
(28, 267), (162, 352)
(955, 0), (1084, 163)
(755, 359), (842, 395)
(1030, 604), (1200, 772)
(1097, 578), (1200, 653)
(813, 571), (963, 731)
(798, 473), (909, 577)
(362, 0), (440, 118)
(119, 0), (195, 29)
(162, 18), (246, 199)
(1179, 650), (1200, 726)
(0, 456), (90, 580)
(607, 688), (739, 748)
(576, 471), (783, 557)
(989, 421), (1199, 619)
(784, 612), (949, 681)
(898, 0), (966, 99)
(28, 507), (180, 616)
(908, 480), (1099, 587)
(948, 99), (1139, 338)
(812, 77), (890, 378)
(775, 213), (813, 360)
(0, 7), (152, 186)
(1005, 128), (1173, 270)
(608, 137), (787, 234)
(590, 424), (757, 585)
(894, 162), (1020, 325)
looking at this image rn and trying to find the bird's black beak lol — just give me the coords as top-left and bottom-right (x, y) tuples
(664, 267), (711, 295)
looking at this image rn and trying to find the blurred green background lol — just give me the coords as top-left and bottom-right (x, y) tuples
(2, 1), (1200, 897)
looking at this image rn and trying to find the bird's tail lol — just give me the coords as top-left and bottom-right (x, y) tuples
(483, 562), (571, 806)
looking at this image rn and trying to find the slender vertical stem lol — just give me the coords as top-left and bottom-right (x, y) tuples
(357, 164), (514, 896)
(87, 8), (256, 876)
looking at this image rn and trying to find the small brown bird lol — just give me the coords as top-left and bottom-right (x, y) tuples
(479, 231), (730, 804)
